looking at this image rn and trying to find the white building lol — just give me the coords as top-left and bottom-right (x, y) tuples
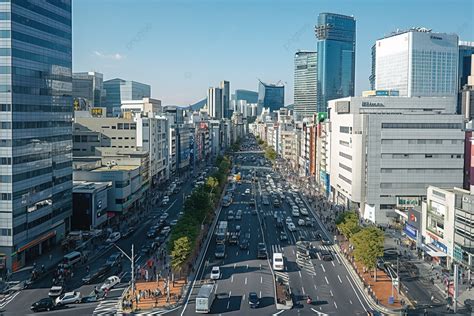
(329, 96), (464, 224)
(374, 28), (459, 98)
(207, 87), (223, 119)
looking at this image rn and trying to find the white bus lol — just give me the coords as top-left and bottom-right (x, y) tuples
(195, 284), (215, 313)
(63, 251), (82, 266)
(273, 253), (284, 271)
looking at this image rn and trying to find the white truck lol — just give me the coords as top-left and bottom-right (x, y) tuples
(215, 221), (228, 244)
(195, 284), (215, 313)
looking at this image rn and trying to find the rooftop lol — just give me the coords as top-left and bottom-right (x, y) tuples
(93, 165), (139, 172)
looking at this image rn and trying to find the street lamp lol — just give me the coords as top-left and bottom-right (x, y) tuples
(113, 244), (136, 303)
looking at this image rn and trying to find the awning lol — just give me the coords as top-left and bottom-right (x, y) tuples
(421, 244), (447, 257)
(17, 231), (56, 253)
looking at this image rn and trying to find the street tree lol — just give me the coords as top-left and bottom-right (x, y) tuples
(265, 146), (277, 161)
(350, 227), (384, 281)
(171, 236), (192, 276)
(336, 212), (360, 239)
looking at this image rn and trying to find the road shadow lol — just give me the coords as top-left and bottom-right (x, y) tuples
(211, 294), (242, 313)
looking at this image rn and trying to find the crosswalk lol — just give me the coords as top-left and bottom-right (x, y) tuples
(271, 244), (283, 253)
(93, 297), (121, 315)
(0, 291), (20, 309)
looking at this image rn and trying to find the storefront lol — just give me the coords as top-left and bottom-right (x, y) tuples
(12, 230), (57, 272)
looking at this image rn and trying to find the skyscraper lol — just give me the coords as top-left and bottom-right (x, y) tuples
(258, 80), (285, 113)
(72, 71), (105, 109)
(315, 13), (356, 112)
(458, 42), (474, 113)
(294, 51), (317, 120)
(0, 0), (73, 272)
(234, 89), (258, 104)
(374, 28), (458, 98)
(220, 80), (230, 118)
(207, 87), (223, 119)
(103, 78), (151, 116)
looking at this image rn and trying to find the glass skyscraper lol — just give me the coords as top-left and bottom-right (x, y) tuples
(258, 80), (285, 113)
(103, 78), (151, 116)
(0, 0), (73, 272)
(294, 51), (317, 120)
(315, 13), (356, 112)
(72, 71), (105, 109)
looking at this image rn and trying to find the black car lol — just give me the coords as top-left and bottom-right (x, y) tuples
(239, 238), (249, 249)
(146, 230), (156, 238)
(279, 232), (288, 242)
(257, 243), (267, 259)
(248, 292), (260, 308)
(321, 250), (333, 261)
(31, 298), (55, 312)
(122, 226), (135, 238)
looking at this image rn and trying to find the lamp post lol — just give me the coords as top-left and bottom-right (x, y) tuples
(113, 244), (135, 303)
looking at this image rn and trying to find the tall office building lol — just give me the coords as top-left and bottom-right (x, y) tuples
(374, 28), (458, 98)
(72, 71), (105, 109)
(234, 89), (258, 104)
(294, 51), (317, 120)
(0, 0), (73, 272)
(207, 87), (223, 119)
(458, 42), (474, 113)
(315, 13), (356, 112)
(103, 78), (151, 116)
(258, 80), (285, 113)
(220, 80), (230, 118)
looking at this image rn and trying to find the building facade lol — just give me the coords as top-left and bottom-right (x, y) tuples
(315, 12), (356, 112)
(294, 51), (317, 120)
(72, 71), (105, 109)
(220, 80), (230, 119)
(258, 80), (285, 113)
(234, 89), (258, 104)
(207, 87), (223, 119)
(0, 0), (73, 272)
(103, 78), (151, 117)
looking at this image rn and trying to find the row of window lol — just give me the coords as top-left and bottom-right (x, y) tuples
(381, 123), (463, 129)
(11, 12), (70, 39)
(383, 154), (463, 159)
(0, 48), (71, 68)
(0, 121), (71, 129)
(338, 174), (352, 185)
(9, 30), (71, 54)
(13, 166), (52, 182)
(339, 162), (352, 172)
(1, 135), (71, 148)
(0, 103), (71, 113)
(339, 126), (351, 134)
(339, 151), (352, 160)
(13, 0), (71, 26)
(101, 123), (137, 130)
(73, 135), (99, 143)
(339, 140), (350, 147)
(0, 193), (11, 201)
(0, 85), (71, 96)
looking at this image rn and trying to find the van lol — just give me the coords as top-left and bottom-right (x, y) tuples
(273, 253), (284, 271)
(63, 251), (82, 266)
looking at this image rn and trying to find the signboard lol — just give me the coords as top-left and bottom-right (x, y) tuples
(335, 101), (350, 113)
(396, 196), (420, 208)
(73, 99), (80, 111)
(90, 107), (103, 117)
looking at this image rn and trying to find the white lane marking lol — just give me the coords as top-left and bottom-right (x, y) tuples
(311, 308), (329, 316)
(215, 283), (218, 293)
(246, 264), (249, 269)
(236, 251), (239, 256)
(334, 301), (338, 309)
(314, 284), (317, 291)
(349, 299), (353, 304)
(234, 263), (236, 269)
(260, 276), (263, 283)
(335, 253), (342, 264)
(259, 291), (262, 298)
(330, 290), (333, 296)
(332, 261), (335, 267)
(325, 276), (329, 284)
(247, 250), (250, 255)
(298, 271), (302, 278)
(231, 275), (234, 283)
(302, 287), (305, 295)
(243, 294), (246, 301)
(227, 300), (230, 309)
(345, 274), (367, 312)
(273, 311), (285, 316)
(338, 275), (342, 283)
(292, 249), (295, 255)
(320, 264), (326, 273)
(245, 277), (247, 285)
(317, 252), (321, 260)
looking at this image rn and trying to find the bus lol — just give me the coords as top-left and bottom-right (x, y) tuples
(195, 284), (215, 313)
(63, 251), (82, 266)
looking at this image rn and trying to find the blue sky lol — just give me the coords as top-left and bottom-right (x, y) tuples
(73, 0), (473, 106)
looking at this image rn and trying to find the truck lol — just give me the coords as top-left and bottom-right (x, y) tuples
(215, 221), (228, 244)
(195, 284), (215, 313)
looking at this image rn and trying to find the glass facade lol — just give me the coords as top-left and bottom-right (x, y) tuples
(72, 71), (105, 109)
(315, 13), (356, 112)
(103, 78), (151, 116)
(234, 89), (258, 104)
(294, 51), (317, 119)
(258, 81), (284, 113)
(0, 0), (73, 271)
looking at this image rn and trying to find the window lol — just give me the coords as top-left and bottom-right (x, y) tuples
(118, 123), (123, 130)
(339, 126), (351, 134)
(339, 152), (352, 160)
(338, 174), (351, 184)
(0, 193), (11, 200)
(339, 163), (352, 172)
(382, 123), (462, 129)
(0, 228), (11, 236)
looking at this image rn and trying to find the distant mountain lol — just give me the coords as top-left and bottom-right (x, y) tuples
(190, 98), (207, 111)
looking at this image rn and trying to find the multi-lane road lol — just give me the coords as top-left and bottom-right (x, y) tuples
(176, 151), (372, 316)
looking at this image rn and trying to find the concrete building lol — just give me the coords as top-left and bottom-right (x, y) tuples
(374, 27), (459, 98)
(103, 78), (151, 117)
(0, 1), (73, 272)
(461, 54), (474, 122)
(73, 71), (105, 109)
(207, 87), (223, 119)
(329, 96), (464, 224)
(121, 98), (161, 116)
(72, 181), (111, 230)
(220, 81), (231, 119)
(294, 51), (317, 120)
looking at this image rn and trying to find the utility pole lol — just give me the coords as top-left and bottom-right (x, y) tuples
(113, 244), (135, 301)
(453, 264), (458, 313)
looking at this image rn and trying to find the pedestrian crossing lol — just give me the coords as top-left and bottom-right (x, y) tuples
(93, 297), (121, 315)
(271, 244), (283, 253)
(0, 291), (20, 309)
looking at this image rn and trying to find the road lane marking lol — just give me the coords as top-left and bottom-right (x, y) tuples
(317, 252), (321, 260)
(325, 276), (329, 284)
(234, 263), (236, 269)
(330, 290), (333, 296)
(215, 283), (218, 293)
(231, 275), (234, 283)
(337, 275), (342, 283)
(302, 287), (305, 295)
(331, 261), (335, 267)
(236, 251), (239, 256)
(292, 249), (295, 255)
(314, 284), (317, 290)
(320, 264), (326, 273)
(260, 276), (263, 283)
(335, 253), (342, 264)
(349, 299), (353, 304)
(246, 264), (248, 269)
(298, 271), (302, 278)
(345, 274), (367, 311)
(245, 277), (247, 285)
(334, 301), (338, 309)
(259, 291), (262, 298)
(247, 250), (250, 255)
(273, 311), (285, 316)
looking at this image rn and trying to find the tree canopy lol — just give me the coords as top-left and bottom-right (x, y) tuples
(336, 212), (360, 239)
(350, 227), (384, 271)
(171, 236), (191, 273)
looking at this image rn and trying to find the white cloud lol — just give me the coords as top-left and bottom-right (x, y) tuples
(94, 51), (125, 60)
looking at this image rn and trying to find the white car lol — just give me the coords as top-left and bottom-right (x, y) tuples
(245, 188), (250, 194)
(100, 276), (120, 291)
(210, 266), (221, 280)
(300, 208), (309, 216)
(285, 217), (292, 225)
(287, 222), (296, 231)
(170, 220), (178, 226)
(160, 213), (169, 220)
(48, 286), (64, 297)
(297, 219), (305, 226)
(161, 226), (171, 234)
(106, 232), (121, 243)
(55, 291), (81, 305)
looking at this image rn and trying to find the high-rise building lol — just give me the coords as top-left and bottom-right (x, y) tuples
(258, 80), (285, 113)
(72, 71), (105, 109)
(294, 51), (317, 120)
(207, 87), (223, 119)
(234, 89), (258, 104)
(220, 80), (230, 118)
(461, 54), (474, 122)
(103, 78), (151, 117)
(0, 1), (73, 272)
(374, 27), (458, 97)
(315, 13), (356, 112)
(458, 42), (474, 113)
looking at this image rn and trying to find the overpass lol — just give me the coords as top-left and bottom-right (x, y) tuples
(235, 150), (264, 154)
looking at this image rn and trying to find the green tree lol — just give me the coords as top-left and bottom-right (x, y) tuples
(350, 227), (384, 281)
(206, 176), (219, 203)
(171, 236), (192, 275)
(264, 146), (277, 161)
(336, 212), (360, 239)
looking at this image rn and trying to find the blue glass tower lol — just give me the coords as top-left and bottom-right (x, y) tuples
(258, 80), (284, 113)
(0, 0), (73, 272)
(315, 13), (356, 112)
(103, 78), (151, 116)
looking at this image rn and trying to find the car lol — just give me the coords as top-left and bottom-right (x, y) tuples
(248, 292), (260, 308)
(257, 243), (267, 259)
(80, 295), (103, 303)
(279, 232), (288, 241)
(170, 219), (178, 226)
(239, 237), (249, 249)
(178, 211), (184, 217)
(321, 250), (333, 261)
(287, 222), (296, 231)
(106, 232), (121, 243)
(215, 244), (226, 258)
(251, 209), (257, 215)
(140, 245), (151, 256)
(210, 266), (221, 280)
(100, 276), (120, 291)
(55, 291), (81, 305)
(322, 239), (332, 246)
(227, 210), (234, 221)
(160, 213), (169, 220)
(273, 211), (279, 219)
(305, 217), (313, 227)
(106, 253), (122, 267)
(122, 226), (135, 238)
(48, 285), (64, 297)
(235, 225), (241, 232)
(161, 226), (171, 235)
(235, 210), (242, 220)
(245, 188), (250, 194)
(228, 233), (239, 245)
(146, 229), (156, 238)
(300, 208), (309, 216)
(31, 298), (55, 312)
(285, 217), (292, 225)
(297, 219), (305, 226)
